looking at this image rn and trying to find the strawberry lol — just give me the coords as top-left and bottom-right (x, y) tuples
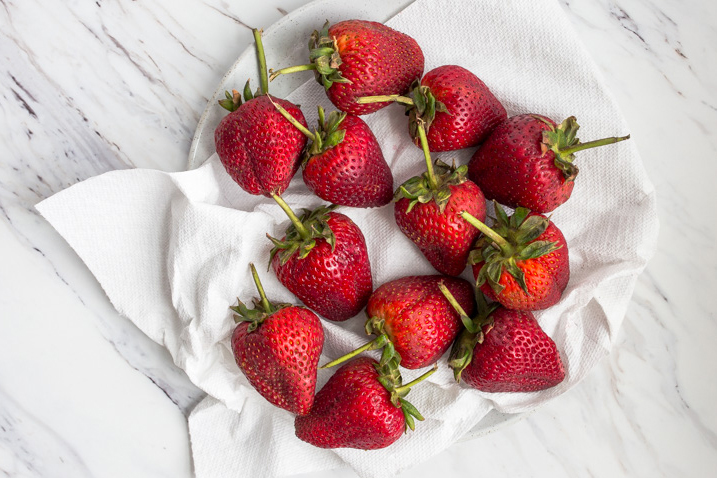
(394, 124), (487, 276)
(230, 264), (324, 414)
(270, 20), (424, 115)
(269, 101), (393, 207)
(295, 356), (436, 449)
(268, 197), (372, 322)
(357, 65), (506, 152)
(214, 29), (308, 197)
(468, 114), (630, 213)
(463, 202), (569, 311)
(442, 287), (565, 392)
(321, 275), (475, 370)
(365, 275), (475, 369)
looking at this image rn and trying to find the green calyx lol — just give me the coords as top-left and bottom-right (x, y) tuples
(308, 21), (351, 90)
(464, 201), (561, 296)
(267, 100), (347, 164)
(395, 160), (469, 214)
(304, 106), (348, 161)
(386, 363), (436, 432)
(320, 315), (436, 432)
(537, 115), (631, 182)
(365, 316), (436, 431)
(442, 285), (497, 382)
(218, 28), (270, 111)
(267, 198), (338, 266)
(267, 21), (349, 88)
(230, 263), (289, 332)
(218, 81), (261, 112)
(406, 80), (449, 141)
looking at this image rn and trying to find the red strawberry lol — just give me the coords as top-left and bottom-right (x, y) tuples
(365, 275), (476, 369)
(214, 29), (308, 197)
(464, 202), (570, 311)
(268, 197), (372, 322)
(230, 264), (324, 414)
(269, 101), (393, 207)
(270, 20), (424, 115)
(358, 65), (506, 152)
(444, 288), (565, 392)
(408, 65), (506, 151)
(468, 114), (630, 213)
(394, 124), (487, 276)
(295, 356), (436, 449)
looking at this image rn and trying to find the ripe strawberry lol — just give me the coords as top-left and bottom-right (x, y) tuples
(214, 29), (308, 197)
(270, 20), (424, 115)
(443, 288), (565, 392)
(394, 124), (487, 276)
(365, 275), (476, 369)
(357, 65), (506, 152)
(269, 101), (393, 207)
(230, 264), (324, 414)
(468, 114), (630, 213)
(268, 197), (372, 322)
(464, 202), (570, 311)
(295, 356), (436, 449)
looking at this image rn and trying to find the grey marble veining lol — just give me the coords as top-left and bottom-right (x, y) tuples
(1, 0), (716, 477)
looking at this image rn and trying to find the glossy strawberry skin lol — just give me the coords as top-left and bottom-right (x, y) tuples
(468, 114), (574, 213)
(231, 306), (324, 415)
(214, 95), (308, 197)
(295, 357), (404, 449)
(303, 115), (393, 208)
(416, 65), (506, 152)
(472, 214), (570, 310)
(395, 180), (487, 277)
(327, 21), (424, 115)
(368, 275), (476, 369)
(272, 212), (372, 322)
(461, 308), (565, 392)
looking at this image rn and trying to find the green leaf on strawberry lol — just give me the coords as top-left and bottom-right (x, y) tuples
(267, 198), (338, 266)
(395, 160), (470, 214)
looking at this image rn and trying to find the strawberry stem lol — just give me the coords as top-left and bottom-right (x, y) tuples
(438, 283), (469, 317)
(267, 96), (315, 139)
(393, 364), (438, 396)
(320, 334), (389, 369)
(438, 282), (475, 332)
(461, 211), (510, 251)
(252, 28), (269, 95)
(355, 94), (414, 106)
(269, 63), (317, 82)
(271, 194), (310, 240)
(249, 263), (273, 313)
(417, 123), (438, 190)
(560, 134), (631, 156)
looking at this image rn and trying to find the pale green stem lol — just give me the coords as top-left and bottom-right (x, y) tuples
(438, 283), (469, 317)
(416, 122), (438, 189)
(355, 94), (414, 105)
(252, 29), (269, 95)
(249, 263), (273, 313)
(320, 335), (388, 369)
(267, 96), (315, 139)
(461, 211), (510, 251)
(561, 134), (631, 156)
(269, 63), (317, 82)
(393, 364), (438, 395)
(271, 194), (310, 240)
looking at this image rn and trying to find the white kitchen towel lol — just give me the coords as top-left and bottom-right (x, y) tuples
(36, 0), (659, 477)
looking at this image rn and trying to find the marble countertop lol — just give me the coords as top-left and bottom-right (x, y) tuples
(1, 0), (716, 477)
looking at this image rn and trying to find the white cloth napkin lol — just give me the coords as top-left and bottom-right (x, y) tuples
(36, 0), (658, 476)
